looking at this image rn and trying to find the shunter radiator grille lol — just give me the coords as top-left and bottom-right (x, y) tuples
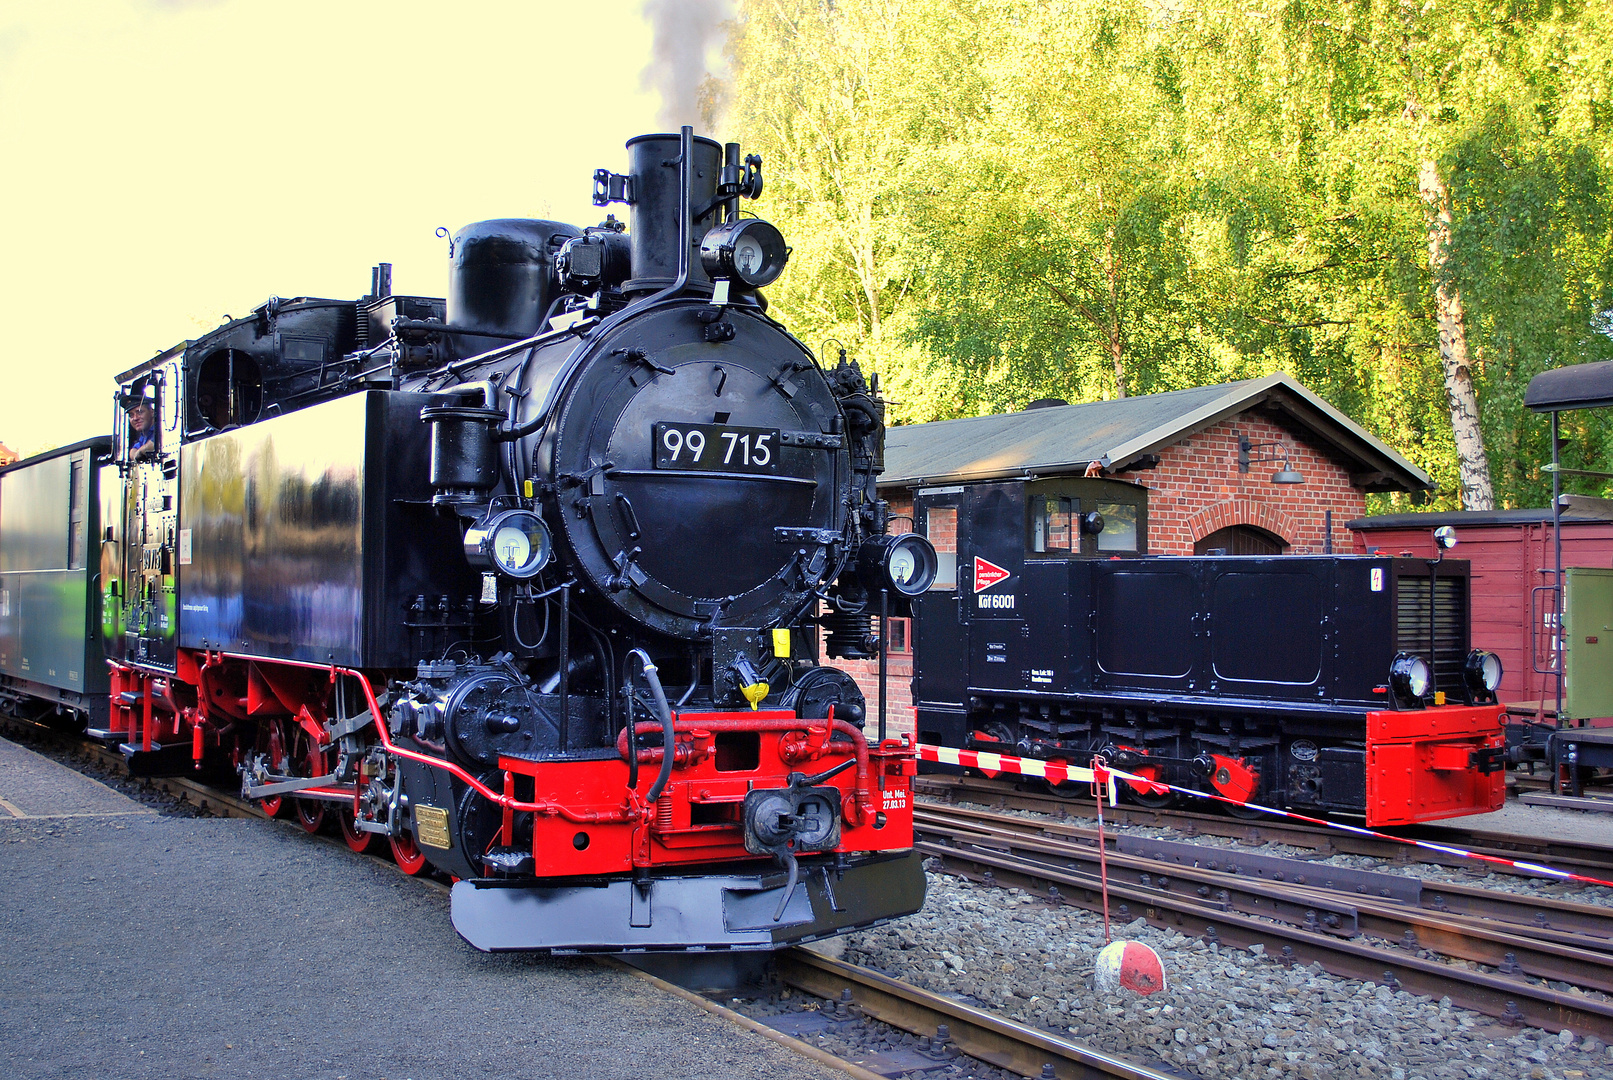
(1395, 576), (1469, 695)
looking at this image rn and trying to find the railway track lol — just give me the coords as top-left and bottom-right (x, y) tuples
(771, 948), (1182, 1080)
(2, 712), (1183, 1080)
(917, 774), (1613, 880)
(915, 798), (1613, 1040)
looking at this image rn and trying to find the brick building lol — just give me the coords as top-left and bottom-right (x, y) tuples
(844, 373), (1433, 734)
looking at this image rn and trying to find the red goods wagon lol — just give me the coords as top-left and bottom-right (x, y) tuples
(1350, 504), (1613, 719)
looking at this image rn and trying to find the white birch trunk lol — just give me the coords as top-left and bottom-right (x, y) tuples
(1418, 158), (1495, 511)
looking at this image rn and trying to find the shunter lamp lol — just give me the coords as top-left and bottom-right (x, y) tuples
(857, 533), (939, 597)
(1464, 650), (1503, 695)
(1389, 652), (1432, 705)
(700, 219), (789, 288)
(464, 509), (553, 579)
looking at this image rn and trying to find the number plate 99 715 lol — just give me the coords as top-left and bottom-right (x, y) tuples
(654, 423), (780, 474)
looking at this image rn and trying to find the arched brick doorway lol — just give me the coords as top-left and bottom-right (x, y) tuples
(1194, 524), (1288, 555)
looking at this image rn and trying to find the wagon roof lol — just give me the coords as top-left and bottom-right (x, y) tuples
(1526, 360), (1613, 412)
(0, 435), (112, 476)
(880, 372), (1431, 493)
(1349, 495), (1613, 530)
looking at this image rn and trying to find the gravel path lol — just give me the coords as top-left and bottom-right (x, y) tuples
(0, 736), (846, 1080)
(843, 873), (1613, 1080)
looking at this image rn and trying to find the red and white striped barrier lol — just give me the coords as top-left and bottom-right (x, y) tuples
(915, 741), (1613, 891)
(917, 743), (1169, 804)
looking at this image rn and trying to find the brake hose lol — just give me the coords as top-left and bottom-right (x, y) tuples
(627, 648), (676, 804)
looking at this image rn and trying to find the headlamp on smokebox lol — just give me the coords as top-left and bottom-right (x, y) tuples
(857, 533), (938, 597)
(700, 219), (789, 289)
(464, 509), (552, 580)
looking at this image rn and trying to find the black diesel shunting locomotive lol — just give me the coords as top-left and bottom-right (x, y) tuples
(4, 128), (938, 953)
(909, 478), (1509, 826)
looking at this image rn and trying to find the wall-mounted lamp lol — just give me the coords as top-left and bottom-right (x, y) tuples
(1238, 434), (1305, 485)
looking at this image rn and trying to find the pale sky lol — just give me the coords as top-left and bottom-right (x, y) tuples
(0, 0), (698, 458)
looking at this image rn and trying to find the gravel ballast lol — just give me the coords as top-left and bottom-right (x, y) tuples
(842, 872), (1613, 1080)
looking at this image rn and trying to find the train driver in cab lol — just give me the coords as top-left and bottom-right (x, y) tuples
(126, 396), (157, 459)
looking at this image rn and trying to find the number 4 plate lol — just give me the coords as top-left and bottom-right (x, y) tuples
(654, 422), (780, 474)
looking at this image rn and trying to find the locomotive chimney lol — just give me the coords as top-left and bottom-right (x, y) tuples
(620, 130), (722, 295)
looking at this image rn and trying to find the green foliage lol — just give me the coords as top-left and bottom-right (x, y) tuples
(724, 0), (1613, 505)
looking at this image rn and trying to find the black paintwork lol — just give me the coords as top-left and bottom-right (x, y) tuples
(178, 391), (477, 667)
(912, 476), (1479, 812)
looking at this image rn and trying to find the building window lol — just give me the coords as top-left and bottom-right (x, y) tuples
(886, 617), (912, 655)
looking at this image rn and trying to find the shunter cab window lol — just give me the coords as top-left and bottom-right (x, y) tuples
(1097, 502), (1139, 553)
(1032, 497), (1076, 554)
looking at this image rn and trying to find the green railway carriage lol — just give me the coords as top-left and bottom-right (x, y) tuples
(0, 437), (115, 729)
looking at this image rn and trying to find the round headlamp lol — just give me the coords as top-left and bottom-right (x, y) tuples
(857, 533), (939, 597)
(1389, 652), (1432, 703)
(699, 219), (789, 288)
(1464, 650), (1503, 693)
(464, 509), (552, 579)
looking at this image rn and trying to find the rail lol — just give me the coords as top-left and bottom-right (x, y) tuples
(916, 800), (1613, 1039)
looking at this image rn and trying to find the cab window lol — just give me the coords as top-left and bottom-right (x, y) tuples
(1031, 496), (1076, 554)
(922, 505), (958, 590)
(1097, 502), (1139, 552)
(122, 391), (160, 462)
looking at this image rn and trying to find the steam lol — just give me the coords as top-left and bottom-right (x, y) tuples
(641, 0), (732, 130)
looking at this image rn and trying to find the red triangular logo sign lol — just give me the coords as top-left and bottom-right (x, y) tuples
(973, 556), (1011, 593)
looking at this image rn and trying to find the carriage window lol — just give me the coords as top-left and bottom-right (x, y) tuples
(923, 506), (957, 590)
(68, 457), (87, 570)
(1097, 502), (1138, 552)
(1031, 496), (1076, 555)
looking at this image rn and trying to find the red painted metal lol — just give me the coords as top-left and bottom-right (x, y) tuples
(614, 712), (879, 825)
(338, 811), (376, 854)
(292, 728), (325, 834)
(1353, 517), (1613, 715)
(1364, 704), (1507, 826)
(390, 833), (427, 875)
(99, 652), (918, 886)
(1208, 753), (1259, 803)
(504, 712), (915, 878)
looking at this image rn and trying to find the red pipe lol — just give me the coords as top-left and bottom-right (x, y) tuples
(336, 666), (636, 824)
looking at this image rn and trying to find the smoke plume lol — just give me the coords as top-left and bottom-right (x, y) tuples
(641, 0), (732, 131)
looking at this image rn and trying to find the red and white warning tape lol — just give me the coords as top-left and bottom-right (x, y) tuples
(915, 742), (1613, 891)
(918, 743), (1123, 803)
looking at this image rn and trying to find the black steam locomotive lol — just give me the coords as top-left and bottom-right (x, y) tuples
(0, 129), (936, 952)
(909, 478), (1510, 826)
